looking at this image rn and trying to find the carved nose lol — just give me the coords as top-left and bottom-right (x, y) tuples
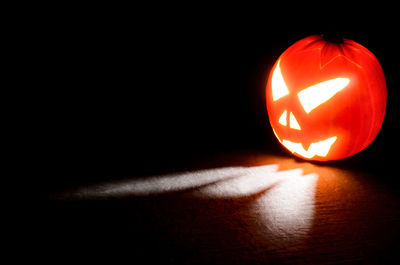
(278, 110), (301, 130)
(289, 112), (301, 130)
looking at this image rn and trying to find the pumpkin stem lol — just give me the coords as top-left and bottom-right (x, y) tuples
(322, 31), (344, 44)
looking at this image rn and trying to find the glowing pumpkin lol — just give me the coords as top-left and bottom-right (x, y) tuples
(266, 35), (386, 161)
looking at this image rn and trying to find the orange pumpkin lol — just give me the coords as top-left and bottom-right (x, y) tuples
(266, 35), (386, 161)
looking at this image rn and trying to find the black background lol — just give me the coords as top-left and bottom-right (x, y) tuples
(27, 7), (399, 195)
(22, 5), (400, 264)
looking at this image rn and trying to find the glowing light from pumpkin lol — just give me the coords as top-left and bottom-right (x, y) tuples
(279, 110), (287, 126)
(70, 166), (279, 197)
(289, 112), (301, 130)
(271, 60), (289, 101)
(54, 158), (319, 247)
(253, 170), (318, 244)
(58, 163), (318, 246)
(282, 136), (337, 159)
(266, 35), (386, 161)
(298, 78), (350, 114)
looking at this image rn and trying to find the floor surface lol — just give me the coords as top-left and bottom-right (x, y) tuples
(39, 151), (400, 264)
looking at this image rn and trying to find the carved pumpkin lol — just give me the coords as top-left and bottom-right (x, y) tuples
(266, 35), (386, 161)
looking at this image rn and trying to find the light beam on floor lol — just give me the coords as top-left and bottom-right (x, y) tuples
(61, 162), (318, 246)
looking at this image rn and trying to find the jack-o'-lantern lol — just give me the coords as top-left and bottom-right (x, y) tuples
(266, 35), (386, 161)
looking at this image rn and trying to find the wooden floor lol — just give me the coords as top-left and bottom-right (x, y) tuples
(42, 151), (400, 264)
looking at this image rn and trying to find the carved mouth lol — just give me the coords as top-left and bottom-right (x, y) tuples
(281, 136), (337, 159)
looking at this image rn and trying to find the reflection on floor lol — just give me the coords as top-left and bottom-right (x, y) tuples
(48, 153), (400, 264)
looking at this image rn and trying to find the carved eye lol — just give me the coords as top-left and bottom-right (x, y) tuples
(298, 78), (350, 114)
(271, 60), (289, 101)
